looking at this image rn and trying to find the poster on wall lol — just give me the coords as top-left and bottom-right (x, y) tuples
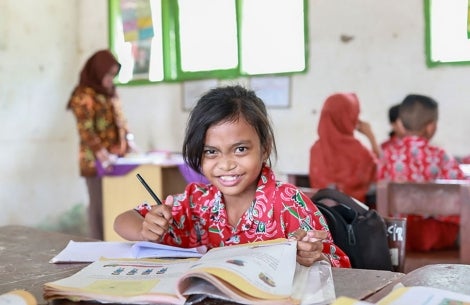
(120, 0), (154, 79)
(182, 79), (219, 111)
(120, 0), (154, 41)
(249, 76), (290, 108)
(131, 39), (152, 78)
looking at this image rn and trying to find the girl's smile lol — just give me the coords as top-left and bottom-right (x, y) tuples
(202, 117), (267, 207)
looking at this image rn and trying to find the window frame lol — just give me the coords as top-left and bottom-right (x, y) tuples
(425, 0), (470, 67)
(108, 0), (309, 85)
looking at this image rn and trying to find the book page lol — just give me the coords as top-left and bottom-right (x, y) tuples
(49, 241), (134, 263)
(44, 258), (196, 305)
(377, 286), (470, 305)
(331, 286), (470, 305)
(177, 238), (298, 303)
(330, 297), (372, 305)
(131, 241), (207, 258)
(50, 240), (206, 263)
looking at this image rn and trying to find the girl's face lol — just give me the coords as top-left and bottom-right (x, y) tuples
(101, 64), (119, 91)
(201, 116), (267, 204)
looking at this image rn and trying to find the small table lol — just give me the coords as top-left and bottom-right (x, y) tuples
(0, 225), (403, 304)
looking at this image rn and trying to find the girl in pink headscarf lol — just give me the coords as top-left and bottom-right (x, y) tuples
(309, 93), (379, 203)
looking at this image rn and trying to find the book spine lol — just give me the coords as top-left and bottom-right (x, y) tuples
(0, 290), (37, 305)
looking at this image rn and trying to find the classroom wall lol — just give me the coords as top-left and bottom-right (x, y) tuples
(1, 0), (469, 233)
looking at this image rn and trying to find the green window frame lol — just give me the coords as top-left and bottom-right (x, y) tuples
(108, 0), (309, 85)
(425, 0), (470, 67)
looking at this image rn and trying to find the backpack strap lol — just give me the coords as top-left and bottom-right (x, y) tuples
(312, 188), (367, 214)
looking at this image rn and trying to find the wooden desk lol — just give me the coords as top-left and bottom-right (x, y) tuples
(376, 181), (470, 270)
(0, 225), (93, 303)
(103, 163), (187, 241)
(366, 264), (470, 303)
(0, 225), (403, 305)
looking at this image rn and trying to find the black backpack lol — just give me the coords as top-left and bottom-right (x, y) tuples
(312, 188), (393, 271)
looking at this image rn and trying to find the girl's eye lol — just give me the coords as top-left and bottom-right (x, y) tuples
(235, 146), (248, 153)
(203, 148), (217, 156)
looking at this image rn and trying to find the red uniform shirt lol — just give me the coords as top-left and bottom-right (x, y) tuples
(378, 136), (465, 182)
(378, 135), (467, 251)
(135, 166), (351, 268)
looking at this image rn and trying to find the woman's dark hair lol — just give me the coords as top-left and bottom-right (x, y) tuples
(182, 85), (277, 173)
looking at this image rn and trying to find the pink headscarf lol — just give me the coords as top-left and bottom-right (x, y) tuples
(309, 93), (377, 202)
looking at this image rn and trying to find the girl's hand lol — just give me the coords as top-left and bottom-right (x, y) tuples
(290, 229), (329, 267)
(356, 120), (373, 138)
(357, 119), (381, 157)
(140, 196), (174, 242)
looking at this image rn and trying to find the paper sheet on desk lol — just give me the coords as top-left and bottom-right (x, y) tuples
(50, 240), (207, 263)
(131, 241), (207, 259)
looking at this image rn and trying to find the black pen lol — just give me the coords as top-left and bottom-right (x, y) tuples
(136, 173), (163, 205)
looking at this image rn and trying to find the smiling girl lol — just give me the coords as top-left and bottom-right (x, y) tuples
(114, 85), (350, 268)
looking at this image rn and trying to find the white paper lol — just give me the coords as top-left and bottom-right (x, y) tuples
(50, 240), (206, 263)
(377, 286), (470, 305)
(330, 285), (470, 305)
(131, 241), (207, 259)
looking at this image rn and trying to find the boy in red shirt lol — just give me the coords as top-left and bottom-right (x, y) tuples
(377, 94), (467, 251)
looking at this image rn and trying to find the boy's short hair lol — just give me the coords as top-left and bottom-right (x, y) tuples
(399, 94), (438, 132)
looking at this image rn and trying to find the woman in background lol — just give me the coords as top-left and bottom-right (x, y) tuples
(67, 49), (137, 239)
(309, 93), (379, 205)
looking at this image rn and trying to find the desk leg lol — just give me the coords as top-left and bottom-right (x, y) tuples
(460, 185), (470, 264)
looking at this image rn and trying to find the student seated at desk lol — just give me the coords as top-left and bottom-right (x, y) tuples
(114, 85), (351, 268)
(380, 103), (405, 151)
(309, 93), (379, 206)
(377, 94), (467, 252)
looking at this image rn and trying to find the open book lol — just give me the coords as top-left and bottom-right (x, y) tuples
(43, 238), (335, 305)
(331, 285), (470, 305)
(49, 240), (207, 263)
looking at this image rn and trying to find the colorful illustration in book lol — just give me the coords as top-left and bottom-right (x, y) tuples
(226, 259), (245, 266)
(258, 272), (276, 287)
(112, 267), (125, 275)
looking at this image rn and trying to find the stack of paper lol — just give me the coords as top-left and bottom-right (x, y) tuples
(50, 241), (207, 263)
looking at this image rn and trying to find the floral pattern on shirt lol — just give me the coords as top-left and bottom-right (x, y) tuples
(134, 165), (351, 268)
(378, 136), (465, 182)
(377, 135), (467, 226)
(68, 87), (129, 177)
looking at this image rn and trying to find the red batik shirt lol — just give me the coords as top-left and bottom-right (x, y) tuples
(377, 136), (465, 182)
(378, 135), (466, 223)
(134, 165), (351, 268)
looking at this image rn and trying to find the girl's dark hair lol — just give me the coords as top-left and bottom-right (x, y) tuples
(388, 104), (400, 137)
(182, 85), (277, 173)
